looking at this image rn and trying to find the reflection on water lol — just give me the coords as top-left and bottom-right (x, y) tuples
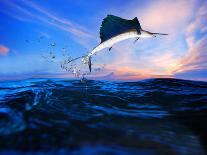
(0, 78), (207, 155)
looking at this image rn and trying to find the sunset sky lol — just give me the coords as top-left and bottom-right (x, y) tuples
(0, 0), (207, 81)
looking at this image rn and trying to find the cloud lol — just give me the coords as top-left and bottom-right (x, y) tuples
(134, 0), (194, 34)
(144, 0), (207, 79)
(0, 1), (94, 39)
(0, 44), (9, 56)
(150, 0), (207, 76)
(24, 1), (93, 37)
(151, 52), (181, 75)
(186, 1), (207, 35)
(176, 36), (207, 73)
(0, 53), (60, 75)
(200, 26), (207, 33)
(173, 1), (207, 75)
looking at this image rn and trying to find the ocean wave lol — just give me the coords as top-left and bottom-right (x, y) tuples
(0, 78), (206, 154)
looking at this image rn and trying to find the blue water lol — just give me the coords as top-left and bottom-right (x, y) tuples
(0, 78), (207, 155)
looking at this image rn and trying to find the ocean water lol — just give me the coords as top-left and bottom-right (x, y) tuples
(0, 78), (207, 155)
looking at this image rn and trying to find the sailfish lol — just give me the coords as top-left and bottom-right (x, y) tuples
(70, 15), (168, 72)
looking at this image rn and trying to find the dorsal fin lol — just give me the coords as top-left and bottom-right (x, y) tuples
(100, 15), (142, 43)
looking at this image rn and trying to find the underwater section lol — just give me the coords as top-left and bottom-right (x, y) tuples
(0, 78), (207, 155)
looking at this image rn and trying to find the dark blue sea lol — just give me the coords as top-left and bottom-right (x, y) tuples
(0, 78), (207, 155)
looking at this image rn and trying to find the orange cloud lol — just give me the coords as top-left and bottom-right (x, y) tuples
(172, 2), (207, 74)
(0, 44), (9, 56)
(102, 64), (174, 81)
(177, 36), (207, 72)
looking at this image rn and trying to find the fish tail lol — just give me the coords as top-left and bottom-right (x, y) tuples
(81, 55), (92, 72)
(88, 56), (92, 72)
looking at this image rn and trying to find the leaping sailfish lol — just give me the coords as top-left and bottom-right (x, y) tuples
(69, 15), (168, 72)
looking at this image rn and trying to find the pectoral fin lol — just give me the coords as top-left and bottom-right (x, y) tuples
(134, 37), (140, 44)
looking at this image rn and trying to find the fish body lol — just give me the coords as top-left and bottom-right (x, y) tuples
(69, 15), (168, 72)
(88, 29), (153, 57)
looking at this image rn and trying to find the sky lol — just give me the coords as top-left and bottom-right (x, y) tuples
(0, 0), (207, 81)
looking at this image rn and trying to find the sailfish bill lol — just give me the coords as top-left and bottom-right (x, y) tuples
(151, 32), (168, 37)
(152, 33), (168, 35)
(68, 15), (168, 72)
